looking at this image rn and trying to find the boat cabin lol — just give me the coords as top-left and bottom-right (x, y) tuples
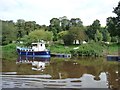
(32, 42), (46, 51)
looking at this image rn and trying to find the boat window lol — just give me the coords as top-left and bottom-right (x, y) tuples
(41, 44), (42, 46)
(32, 44), (37, 46)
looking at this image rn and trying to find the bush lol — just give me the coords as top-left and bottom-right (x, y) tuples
(111, 36), (118, 42)
(70, 42), (104, 57)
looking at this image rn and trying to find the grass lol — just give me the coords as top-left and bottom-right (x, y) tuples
(48, 44), (73, 53)
(107, 43), (119, 54)
(2, 43), (17, 60)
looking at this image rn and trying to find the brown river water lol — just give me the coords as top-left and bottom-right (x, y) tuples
(1, 56), (120, 89)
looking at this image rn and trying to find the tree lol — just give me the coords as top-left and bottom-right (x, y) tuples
(35, 24), (41, 30)
(95, 30), (103, 42)
(16, 19), (25, 38)
(70, 18), (83, 27)
(106, 17), (117, 36)
(111, 36), (118, 42)
(105, 32), (111, 42)
(22, 29), (53, 45)
(62, 26), (87, 45)
(69, 27), (86, 41)
(49, 26), (58, 41)
(50, 18), (61, 32)
(114, 1), (120, 16)
(49, 18), (61, 41)
(24, 21), (36, 35)
(106, 1), (120, 41)
(113, 1), (120, 37)
(63, 33), (74, 45)
(86, 19), (101, 40)
(92, 19), (101, 30)
(101, 28), (111, 42)
(60, 18), (70, 30)
(86, 25), (94, 40)
(44, 31), (53, 41)
(2, 20), (17, 45)
(58, 31), (68, 39)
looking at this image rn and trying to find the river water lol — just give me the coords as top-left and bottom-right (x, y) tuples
(1, 56), (120, 89)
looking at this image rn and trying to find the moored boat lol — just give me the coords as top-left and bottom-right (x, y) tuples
(107, 55), (120, 61)
(16, 40), (50, 58)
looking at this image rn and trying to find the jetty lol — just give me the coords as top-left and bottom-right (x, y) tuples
(107, 55), (120, 61)
(51, 53), (71, 58)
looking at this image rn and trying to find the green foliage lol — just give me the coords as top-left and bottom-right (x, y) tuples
(16, 19), (43, 39)
(58, 31), (68, 39)
(101, 28), (111, 42)
(70, 18), (83, 27)
(2, 20), (17, 45)
(69, 27), (87, 41)
(86, 26), (94, 40)
(113, 1), (120, 37)
(94, 30), (103, 42)
(106, 1), (120, 37)
(70, 42), (105, 57)
(63, 33), (74, 45)
(60, 16), (70, 30)
(49, 26), (58, 41)
(111, 36), (118, 42)
(24, 21), (36, 35)
(61, 26), (87, 45)
(106, 17), (117, 36)
(107, 43), (119, 54)
(49, 44), (71, 53)
(92, 19), (101, 30)
(105, 32), (111, 42)
(113, 1), (120, 16)
(16, 19), (25, 38)
(22, 29), (53, 46)
(86, 19), (101, 40)
(49, 18), (63, 41)
(49, 41), (119, 57)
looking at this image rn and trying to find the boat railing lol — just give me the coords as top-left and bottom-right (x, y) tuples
(17, 46), (34, 51)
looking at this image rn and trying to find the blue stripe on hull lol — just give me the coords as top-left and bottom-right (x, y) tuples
(17, 49), (50, 57)
(25, 55), (50, 58)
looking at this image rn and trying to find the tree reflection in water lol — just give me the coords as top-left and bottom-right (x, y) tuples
(2, 56), (119, 89)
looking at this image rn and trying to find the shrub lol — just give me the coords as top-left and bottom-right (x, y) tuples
(70, 42), (104, 57)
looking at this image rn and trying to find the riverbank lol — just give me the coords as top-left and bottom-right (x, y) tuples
(2, 42), (119, 60)
(49, 42), (119, 57)
(2, 44), (18, 60)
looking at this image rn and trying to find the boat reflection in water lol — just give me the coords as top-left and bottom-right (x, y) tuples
(16, 55), (50, 71)
(15, 56), (109, 88)
(3, 56), (119, 89)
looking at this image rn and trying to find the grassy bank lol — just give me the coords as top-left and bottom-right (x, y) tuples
(49, 42), (119, 57)
(2, 43), (17, 60)
(107, 43), (119, 55)
(2, 42), (119, 60)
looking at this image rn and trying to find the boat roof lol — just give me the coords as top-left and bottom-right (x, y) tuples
(32, 42), (45, 44)
(107, 55), (119, 56)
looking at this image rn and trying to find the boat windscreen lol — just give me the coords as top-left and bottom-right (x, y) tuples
(32, 44), (37, 46)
